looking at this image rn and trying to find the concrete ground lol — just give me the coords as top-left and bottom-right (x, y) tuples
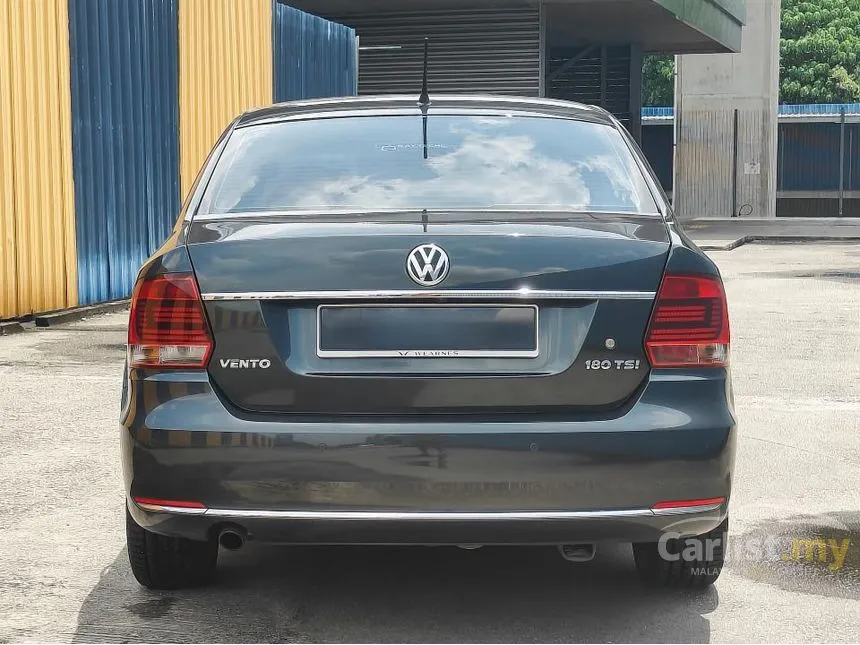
(0, 242), (858, 643)
(683, 217), (860, 251)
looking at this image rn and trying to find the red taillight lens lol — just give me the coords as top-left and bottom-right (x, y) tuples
(128, 273), (213, 368)
(645, 274), (730, 367)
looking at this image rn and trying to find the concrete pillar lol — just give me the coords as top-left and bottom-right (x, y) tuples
(674, 0), (781, 219)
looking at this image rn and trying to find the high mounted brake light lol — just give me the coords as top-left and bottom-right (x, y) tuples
(128, 273), (213, 368)
(645, 274), (730, 368)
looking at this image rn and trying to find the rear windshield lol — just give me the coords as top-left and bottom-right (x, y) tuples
(200, 115), (659, 216)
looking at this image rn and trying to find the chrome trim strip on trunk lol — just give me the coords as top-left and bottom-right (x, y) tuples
(202, 289), (656, 302)
(133, 503), (724, 519)
(192, 207), (663, 221)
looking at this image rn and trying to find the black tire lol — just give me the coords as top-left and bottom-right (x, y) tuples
(633, 517), (728, 588)
(125, 507), (218, 589)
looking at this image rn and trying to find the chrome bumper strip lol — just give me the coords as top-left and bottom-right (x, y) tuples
(202, 289), (656, 302)
(133, 503), (723, 519)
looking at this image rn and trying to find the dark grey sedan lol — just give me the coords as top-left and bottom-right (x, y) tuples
(122, 95), (734, 590)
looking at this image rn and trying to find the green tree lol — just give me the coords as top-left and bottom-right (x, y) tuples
(642, 54), (675, 106)
(781, 0), (860, 103)
(641, 0), (860, 105)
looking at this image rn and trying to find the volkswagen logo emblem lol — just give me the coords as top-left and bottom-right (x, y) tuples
(406, 243), (450, 287)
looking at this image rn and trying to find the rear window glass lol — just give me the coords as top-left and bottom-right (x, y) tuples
(200, 115), (659, 215)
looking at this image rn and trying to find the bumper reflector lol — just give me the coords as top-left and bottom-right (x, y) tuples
(652, 497), (726, 510)
(133, 497), (207, 513)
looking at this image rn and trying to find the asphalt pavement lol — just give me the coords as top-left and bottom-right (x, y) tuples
(0, 242), (858, 643)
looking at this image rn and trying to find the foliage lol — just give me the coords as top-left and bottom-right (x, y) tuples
(641, 0), (860, 105)
(642, 54), (675, 106)
(781, 0), (860, 102)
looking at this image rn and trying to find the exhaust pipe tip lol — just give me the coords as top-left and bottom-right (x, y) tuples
(218, 528), (245, 551)
(558, 543), (596, 562)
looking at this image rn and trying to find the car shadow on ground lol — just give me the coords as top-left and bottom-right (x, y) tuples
(74, 543), (717, 643)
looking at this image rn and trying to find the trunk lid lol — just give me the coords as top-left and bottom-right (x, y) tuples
(188, 214), (669, 415)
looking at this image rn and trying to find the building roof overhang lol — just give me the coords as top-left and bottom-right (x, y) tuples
(286, 0), (745, 53)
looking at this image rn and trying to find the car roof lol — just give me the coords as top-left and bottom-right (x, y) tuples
(236, 94), (616, 128)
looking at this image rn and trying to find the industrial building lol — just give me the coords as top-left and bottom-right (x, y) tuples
(290, 0), (746, 142)
(3, 0), (791, 321)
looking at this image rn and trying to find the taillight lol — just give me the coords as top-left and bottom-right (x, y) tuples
(128, 273), (213, 368)
(645, 274), (729, 367)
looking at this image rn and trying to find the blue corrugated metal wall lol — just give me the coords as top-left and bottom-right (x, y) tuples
(640, 124), (673, 191)
(850, 125), (860, 192)
(778, 123), (841, 191)
(778, 122), (860, 192)
(69, 0), (180, 304)
(273, 1), (357, 102)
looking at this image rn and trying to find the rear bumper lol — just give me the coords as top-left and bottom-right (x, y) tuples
(121, 367), (736, 544)
(127, 501), (726, 545)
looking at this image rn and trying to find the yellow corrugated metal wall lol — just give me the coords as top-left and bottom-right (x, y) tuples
(0, 0), (77, 319)
(178, 0), (273, 199)
(0, 0), (15, 317)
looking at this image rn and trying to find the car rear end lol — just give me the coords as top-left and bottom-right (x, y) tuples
(122, 97), (735, 587)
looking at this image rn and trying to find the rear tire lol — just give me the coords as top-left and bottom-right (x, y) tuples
(633, 517), (728, 588)
(125, 507), (218, 589)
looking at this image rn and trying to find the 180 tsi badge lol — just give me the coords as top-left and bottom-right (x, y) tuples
(585, 359), (642, 370)
(219, 358), (271, 369)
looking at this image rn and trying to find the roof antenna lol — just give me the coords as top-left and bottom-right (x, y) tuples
(418, 37), (430, 160)
(418, 37), (430, 108)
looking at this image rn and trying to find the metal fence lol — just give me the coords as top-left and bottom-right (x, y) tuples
(642, 105), (860, 217)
